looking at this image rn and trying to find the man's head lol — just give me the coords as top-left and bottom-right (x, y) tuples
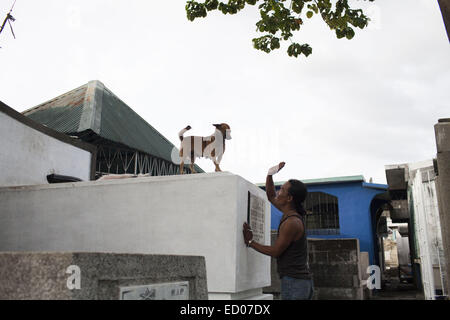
(287, 179), (307, 203)
(276, 179), (307, 214)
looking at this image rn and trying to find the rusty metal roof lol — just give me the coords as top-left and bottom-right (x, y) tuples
(22, 84), (87, 134)
(23, 80), (202, 171)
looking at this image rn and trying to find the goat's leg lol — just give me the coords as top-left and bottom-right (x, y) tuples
(180, 160), (185, 174)
(190, 157), (197, 173)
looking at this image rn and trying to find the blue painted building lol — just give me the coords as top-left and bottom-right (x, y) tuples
(258, 175), (389, 266)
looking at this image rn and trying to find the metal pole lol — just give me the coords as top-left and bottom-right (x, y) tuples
(134, 152), (138, 175)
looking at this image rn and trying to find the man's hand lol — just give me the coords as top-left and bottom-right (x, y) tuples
(243, 222), (253, 245)
(267, 162), (285, 176)
(266, 162), (285, 211)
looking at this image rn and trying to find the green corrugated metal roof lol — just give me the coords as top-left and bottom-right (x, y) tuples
(256, 175), (365, 187)
(23, 84), (87, 133)
(23, 80), (203, 172)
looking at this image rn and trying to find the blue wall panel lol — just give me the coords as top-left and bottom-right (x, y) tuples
(268, 181), (387, 265)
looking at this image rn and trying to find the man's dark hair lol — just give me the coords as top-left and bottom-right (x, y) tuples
(288, 179), (308, 216)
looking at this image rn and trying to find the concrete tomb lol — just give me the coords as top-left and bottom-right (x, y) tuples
(0, 172), (272, 299)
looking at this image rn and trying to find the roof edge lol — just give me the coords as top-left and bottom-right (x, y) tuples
(362, 182), (388, 190)
(255, 175), (366, 187)
(78, 80), (104, 134)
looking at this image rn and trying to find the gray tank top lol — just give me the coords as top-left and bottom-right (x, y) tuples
(276, 214), (311, 279)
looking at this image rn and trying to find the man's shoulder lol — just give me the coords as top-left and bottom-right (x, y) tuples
(280, 215), (304, 229)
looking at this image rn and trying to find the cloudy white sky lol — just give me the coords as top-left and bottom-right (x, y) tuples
(0, 0), (448, 184)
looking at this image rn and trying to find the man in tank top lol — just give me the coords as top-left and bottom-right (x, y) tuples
(243, 162), (314, 300)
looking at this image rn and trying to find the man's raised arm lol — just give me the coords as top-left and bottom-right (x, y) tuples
(266, 162), (285, 209)
(266, 174), (277, 202)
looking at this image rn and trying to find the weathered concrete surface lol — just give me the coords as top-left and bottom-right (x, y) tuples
(434, 119), (450, 294)
(360, 252), (370, 281)
(0, 252), (207, 300)
(308, 238), (365, 300)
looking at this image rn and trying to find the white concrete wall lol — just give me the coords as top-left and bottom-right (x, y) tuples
(0, 111), (92, 187)
(409, 161), (445, 299)
(0, 172), (271, 299)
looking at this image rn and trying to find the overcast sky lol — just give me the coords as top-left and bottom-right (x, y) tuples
(0, 0), (448, 184)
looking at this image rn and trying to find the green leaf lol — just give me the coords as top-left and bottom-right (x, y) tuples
(205, 0), (218, 11)
(292, 0), (305, 14)
(345, 27), (355, 39)
(335, 29), (345, 39)
(185, 0), (373, 59)
(270, 37), (280, 50)
(301, 44), (312, 57)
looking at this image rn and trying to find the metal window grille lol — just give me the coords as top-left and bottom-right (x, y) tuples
(304, 192), (340, 235)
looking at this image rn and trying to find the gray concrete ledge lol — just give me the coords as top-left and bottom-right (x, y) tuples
(0, 252), (208, 300)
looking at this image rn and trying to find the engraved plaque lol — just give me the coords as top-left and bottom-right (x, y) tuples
(247, 191), (265, 243)
(119, 281), (189, 300)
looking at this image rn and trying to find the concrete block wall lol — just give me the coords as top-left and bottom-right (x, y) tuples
(264, 235), (369, 300)
(308, 238), (365, 300)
